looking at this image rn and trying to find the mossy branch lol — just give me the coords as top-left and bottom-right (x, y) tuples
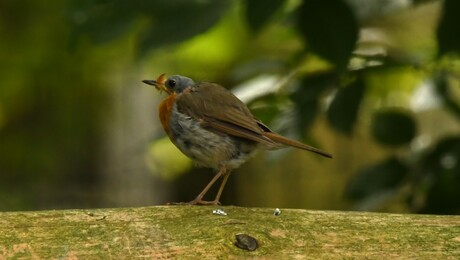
(1, 206), (459, 258)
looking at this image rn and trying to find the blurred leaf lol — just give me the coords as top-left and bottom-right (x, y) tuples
(423, 173), (460, 214)
(295, 99), (318, 136)
(371, 109), (416, 146)
(436, 0), (460, 56)
(420, 136), (460, 174)
(292, 72), (337, 134)
(327, 76), (365, 135)
(418, 136), (460, 214)
(364, 65), (424, 101)
(345, 157), (408, 200)
(138, 1), (232, 54)
(69, 0), (232, 53)
(297, 0), (358, 70)
(434, 71), (460, 120)
(244, 0), (284, 32)
(297, 71), (338, 99)
(69, 1), (138, 44)
(249, 93), (288, 125)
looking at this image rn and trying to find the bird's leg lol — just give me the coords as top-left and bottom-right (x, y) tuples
(213, 170), (231, 204)
(188, 166), (229, 205)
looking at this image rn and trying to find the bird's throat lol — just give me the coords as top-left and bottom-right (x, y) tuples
(158, 93), (177, 138)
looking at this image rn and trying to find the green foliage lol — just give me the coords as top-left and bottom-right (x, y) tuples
(0, 0), (107, 210)
(434, 71), (460, 119)
(291, 72), (337, 135)
(1, 0), (460, 213)
(371, 109), (417, 146)
(244, 0), (285, 33)
(416, 136), (460, 214)
(345, 157), (408, 200)
(326, 75), (366, 135)
(69, 0), (232, 54)
(296, 0), (358, 70)
(249, 93), (289, 126)
(436, 0), (460, 56)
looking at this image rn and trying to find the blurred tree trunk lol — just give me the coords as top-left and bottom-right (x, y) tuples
(100, 72), (169, 207)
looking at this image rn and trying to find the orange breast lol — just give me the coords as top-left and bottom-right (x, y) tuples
(158, 93), (177, 138)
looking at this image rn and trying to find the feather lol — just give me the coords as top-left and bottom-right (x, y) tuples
(175, 81), (332, 158)
(262, 132), (333, 158)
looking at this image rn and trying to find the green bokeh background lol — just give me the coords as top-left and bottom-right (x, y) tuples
(0, 0), (459, 214)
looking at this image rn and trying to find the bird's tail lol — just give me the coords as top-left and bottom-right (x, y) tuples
(262, 132), (333, 158)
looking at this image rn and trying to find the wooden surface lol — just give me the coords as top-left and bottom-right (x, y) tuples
(0, 206), (459, 259)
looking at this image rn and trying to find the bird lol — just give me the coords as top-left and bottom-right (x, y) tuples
(142, 74), (332, 205)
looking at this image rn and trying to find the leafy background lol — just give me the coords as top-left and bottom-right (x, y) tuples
(0, 0), (459, 214)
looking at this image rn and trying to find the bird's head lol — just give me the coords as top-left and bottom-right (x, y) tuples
(142, 74), (195, 94)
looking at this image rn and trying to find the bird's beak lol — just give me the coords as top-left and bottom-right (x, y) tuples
(142, 73), (172, 95)
(141, 79), (157, 86)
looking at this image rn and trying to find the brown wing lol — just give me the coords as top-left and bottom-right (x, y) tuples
(175, 82), (280, 148)
(176, 81), (333, 158)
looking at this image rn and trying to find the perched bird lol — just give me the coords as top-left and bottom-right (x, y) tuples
(142, 74), (332, 205)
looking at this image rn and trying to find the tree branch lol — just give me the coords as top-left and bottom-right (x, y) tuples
(0, 206), (459, 258)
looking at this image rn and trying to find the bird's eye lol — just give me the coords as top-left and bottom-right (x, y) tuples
(167, 79), (176, 88)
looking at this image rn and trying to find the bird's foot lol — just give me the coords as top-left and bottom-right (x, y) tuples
(167, 199), (221, 206)
(188, 199), (221, 205)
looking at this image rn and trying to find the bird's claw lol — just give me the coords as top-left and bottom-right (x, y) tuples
(166, 199), (221, 206)
(189, 199), (221, 205)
